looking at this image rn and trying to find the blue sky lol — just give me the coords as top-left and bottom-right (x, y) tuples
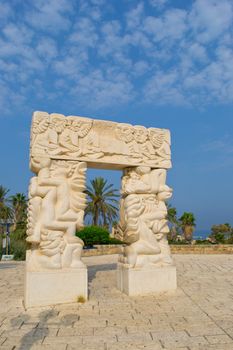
(0, 0), (233, 232)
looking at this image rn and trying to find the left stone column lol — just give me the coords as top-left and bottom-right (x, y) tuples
(24, 156), (88, 308)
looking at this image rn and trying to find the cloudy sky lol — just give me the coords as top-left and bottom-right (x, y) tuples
(0, 0), (233, 233)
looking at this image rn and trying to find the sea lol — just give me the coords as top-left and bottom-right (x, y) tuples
(193, 230), (209, 240)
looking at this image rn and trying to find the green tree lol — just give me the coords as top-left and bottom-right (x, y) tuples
(210, 223), (232, 243)
(85, 177), (119, 227)
(179, 212), (196, 242)
(9, 193), (27, 229)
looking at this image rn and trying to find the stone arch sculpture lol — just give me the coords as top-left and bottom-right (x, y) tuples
(25, 111), (176, 308)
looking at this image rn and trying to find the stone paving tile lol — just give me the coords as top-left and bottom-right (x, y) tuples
(185, 324), (225, 336)
(1, 254), (233, 349)
(107, 342), (163, 349)
(116, 331), (152, 343)
(13, 346), (67, 350)
(205, 334), (233, 344)
(67, 345), (105, 350)
(189, 345), (233, 350)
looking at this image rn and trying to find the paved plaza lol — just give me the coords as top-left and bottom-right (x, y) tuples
(0, 254), (233, 350)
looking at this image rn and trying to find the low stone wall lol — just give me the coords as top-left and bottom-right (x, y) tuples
(82, 245), (123, 257)
(170, 244), (233, 254)
(81, 244), (233, 256)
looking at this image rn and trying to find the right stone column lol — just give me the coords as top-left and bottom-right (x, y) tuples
(117, 166), (177, 295)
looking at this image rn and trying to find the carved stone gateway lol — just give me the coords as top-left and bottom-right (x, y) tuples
(24, 111), (176, 308)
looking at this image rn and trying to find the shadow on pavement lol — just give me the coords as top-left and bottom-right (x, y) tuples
(88, 263), (117, 284)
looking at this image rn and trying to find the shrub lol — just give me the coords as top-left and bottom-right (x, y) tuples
(11, 240), (27, 260)
(108, 237), (124, 245)
(195, 239), (210, 245)
(76, 226), (123, 247)
(168, 240), (189, 245)
(0, 226), (27, 260)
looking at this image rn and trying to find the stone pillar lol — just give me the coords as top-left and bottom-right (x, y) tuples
(117, 166), (177, 295)
(24, 157), (88, 308)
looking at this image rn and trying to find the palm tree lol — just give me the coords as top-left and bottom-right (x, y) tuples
(166, 203), (180, 240)
(0, 186), (13, 235)
(9, 193), (27, 229)
(85, 177), (119, 227)
(179, 212), (196, 242)
(0, 185), (9, 207)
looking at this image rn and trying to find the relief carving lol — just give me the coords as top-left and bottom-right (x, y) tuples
(119, 166), (173, 268)
(30, 112), (171, 169)
(27, 157), (87, 270)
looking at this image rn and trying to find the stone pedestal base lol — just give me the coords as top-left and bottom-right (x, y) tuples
(117, 263), (177, 296)
(24, 267), (87, 308)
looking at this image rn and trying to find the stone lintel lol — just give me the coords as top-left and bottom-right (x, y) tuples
(30, 111), (171, 171)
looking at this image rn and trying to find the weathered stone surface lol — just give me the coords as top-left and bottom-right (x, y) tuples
(30, 111), (171, 169)
(24, 266), (87, 308)
(26, 111), (175, 306)
(117, 263), (177, 295)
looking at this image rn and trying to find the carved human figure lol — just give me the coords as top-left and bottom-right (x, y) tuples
(27, 157), (87, 270)
(78, 119), (104, 158)
(31, 114), (50, 155)
(58, 117), (103, 158)
(148, 128), (171, 160)
(47, 114), (67, 155)
(31, 114), (68, 156)
(115, 124), (141, 160)
(133, 126), (156, 160)
(119, 166), (173, 268)
(58, 118), (87, 156)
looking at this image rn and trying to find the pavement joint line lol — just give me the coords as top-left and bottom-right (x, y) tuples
(180, 283), (233, 341)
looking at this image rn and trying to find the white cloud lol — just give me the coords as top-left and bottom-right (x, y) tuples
(70, 69), (134, 108)
(0, 0), (233, 115)
(0, 2), (12, 22)
(144, 9), (187, 41)
(189, 0), (233, 43)
(202, 135), (233, 154)
(144, 70), (188, 106)
(70, 18), (98, 48)
(126, 3), (144, 30)
(149, 0), (168, 8)
(3, 23), (33, 44)
(25, 0), (73, 33)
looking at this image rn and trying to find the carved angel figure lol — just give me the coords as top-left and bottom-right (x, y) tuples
(27, 157), (87, 270)
(58, 117), (103, 159)
(31, 114), (50, 155)
(148, 128), (171, 160)
(133, 126), (156, 160)
(115, 124), (142, 160)
(119, 166), (173, 268)
(31, 113), (68, 156)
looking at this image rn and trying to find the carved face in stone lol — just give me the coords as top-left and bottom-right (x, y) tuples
(115, 124), (134, 143)
(78, 120), (92, 137)
(33, 116), (49, 134)
(129, 171), (140, 180)
(51, 164), (69, 178)
(134, 126), (148, 144)
(148, 129), (164, 148)
(51, 116), (66, 134)
(69, 119), (92, 137)
(70, 120), (81, 132)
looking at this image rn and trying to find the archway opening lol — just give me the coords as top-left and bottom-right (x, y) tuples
(84, 168), (123, 296)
